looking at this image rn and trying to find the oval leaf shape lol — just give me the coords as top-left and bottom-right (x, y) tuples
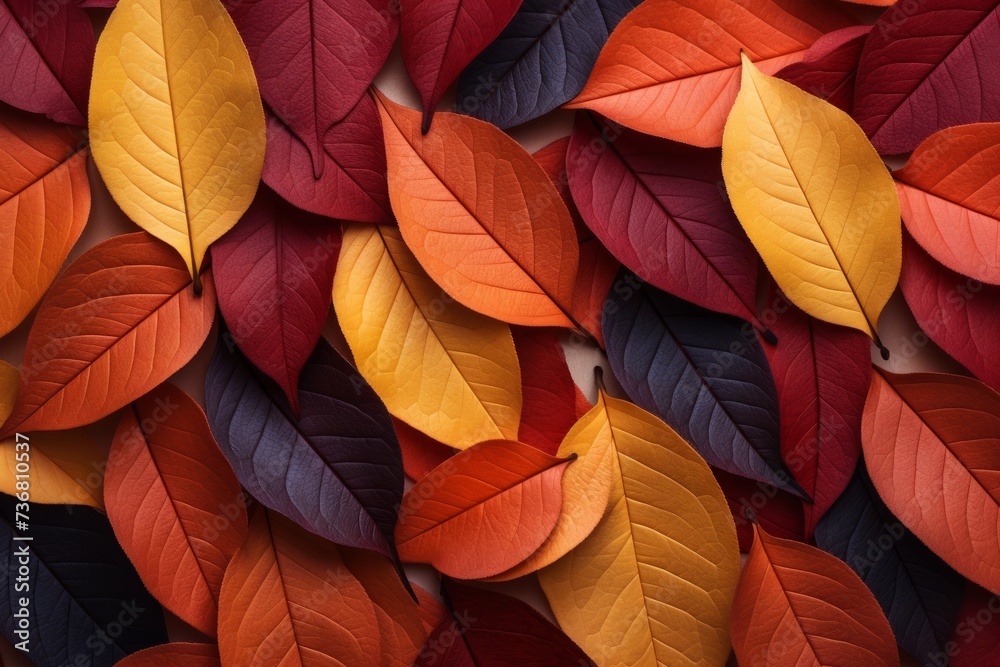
(539, 395), (740, 667)
(0, 0), (94, 124)
(218, 508), (381, 667)
(815, 464), (965, 664)
(603, 272), (803, 496)
(395, 439), (571, 579)
(0, 429), (105, 508)
(401, 0), (521, 131)
(568, 112), (762, 328)
(206, 334), (406, 565)
(456, 0), (640, 128)
(213, 186), (341, 414)
(90, 0), (266, 286)
(896, 123), (1000, 285)
(722, 56), (901, 342)
(229, 0), (397, 178)
(853, 0), (1000, 155)
(0, 107), (90, 338)
(116, 643), (221, 667)
(334, 223), (522, 449)
(862, 369), (1000, 595)
(0, 232), (216, 438)
(375, 92), (582, 329)
(415, 580), (594, 666)
(900, 235), (1000, 393)
(566, 0), (853, 146)
(106, 383), (248, 637)
(0, 500), (167, 666)
(775, 25), (871, 113)
(731, 524), (899, 667)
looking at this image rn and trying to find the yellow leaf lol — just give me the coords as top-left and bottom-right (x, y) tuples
(0, 430), (105, 508)
(721, 54), (900, 344)
(334, 224), (522, 449)
(89, 0), (265, 289)
(0, 361), (16, 425)
(538, 391), (740, 667)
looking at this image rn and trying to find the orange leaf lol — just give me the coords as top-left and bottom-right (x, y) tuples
(413, 584), (447, 636)
(395, 439), (572, 579)
(0, 107), (89, 337)
(731, 524), (899, 666)
(115, 643), (220, 666)
(0, 232), (216, 437)
(374, 91), (581, 329)
(218, 508), (381, 666)
(567, 0), (854, 146)
(862, 370), (1000, 595)
(0, 428), (105, 508)
(105, 383), (247, 637)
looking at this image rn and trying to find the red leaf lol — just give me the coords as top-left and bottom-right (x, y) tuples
(212, 187), (341, 413)
(950, 585), (1000, 667)
(776, 25), (871, 112)
(395, 417), (456, 482)
(513, 327), (578, 455)
(114, 643), (220, 666)
(401, 0), (521, 131)
(714, 468), (805, 553)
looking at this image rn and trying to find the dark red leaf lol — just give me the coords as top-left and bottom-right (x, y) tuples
(512, 327), (578, 455)
(776, 25), (870, 113)
(950, 585), (1000, 667)
(714, 468), (805, 553)
(395, 418), (456, 482)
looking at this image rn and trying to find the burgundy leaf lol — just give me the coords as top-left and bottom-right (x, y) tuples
(714, 468), (806, 553)
(776, 25), (871, 113)
(512, 327), (578, 455)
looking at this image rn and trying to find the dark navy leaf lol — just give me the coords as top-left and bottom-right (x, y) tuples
(602, 271), (803, 497)
(815, 464), (965, 664)
(456, 0), (640, 128)
(0, 499), (166, 666)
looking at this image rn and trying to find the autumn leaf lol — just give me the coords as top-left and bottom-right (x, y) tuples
(0, 232), (216, 438)
(775, 25), (871, 113)
(714, 468), (805, 553)
(89, 0), (265, 288)
(395, 418), (456, 482)
(566, 0), (854, 146)
(334, 223), (522, 449)
(395, 439), (572, 579)
(0, 429), (105, 508)
(105, 383), (248, 637)
(731, 523), (899, 666)
(539, 392), (740, 667)
(375, 91), (583, 330)
(722, 56), (900, 345)
(0, 360), (15, 424)
(115, 643), (221, 667)
(513, 327), (580, 455)
(0, 107), (89, 338)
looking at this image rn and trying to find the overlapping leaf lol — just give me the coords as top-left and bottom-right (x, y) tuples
(862, 370), (1000, 595)
(950, 586), (1000, 666)
(116, 643), (221, 667)
(395, 418), (456, 481)
(0, 429), (105, 508)
(334, 223), (522, 449)
(0, 232), (216, 437)
(714, 469), (805, 553)
(539, 394), (740, 667)
(566, 0), (854, 146)
(722, 56), (901, 343)
(513, 327), (579, 454)
(89, 0), (265, 286)
(213, 187), (341, 413)
(106, 383), (248, 637)
(0, 107), (89, 338)
(775, 25), (870, 112)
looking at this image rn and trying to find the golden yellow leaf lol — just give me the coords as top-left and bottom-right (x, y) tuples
(89, 0), (265, 289)
(0, 360), (16, 425)
(721, 54), (900, 344)
(333, 224), (521, 449)
(538, 393), (740, 667)
(0, 430), (105, 508)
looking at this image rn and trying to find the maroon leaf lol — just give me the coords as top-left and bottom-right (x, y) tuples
(776, 25), (871, 113)
(395, 418), (455, 482)
(900, 234), (1000, 393)
(714, 468), (805, 553)
(950, 585), (1000, 667)
(853, 0), (1000, 155)
(401, 0), (522, 132)
(230, 0), (397, 178)
(212, 186), (342, 414)
(512, 327), (578, 455)
(567, 113), (764, 332)
(0, 0), (95, 125)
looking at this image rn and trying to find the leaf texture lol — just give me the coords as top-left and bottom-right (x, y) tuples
(0, 107), (90, 338)
(539, 395), (740, 667)
(395, 439), (571, 579)
(375, 92), (582, 329)
(722, 56), (901, 341)
(566, 0), (854, 146)
(730, 524), (899, 667)
(714, 469), (805, 553)
(89, 0), (265, 285)
(513, 327), (579, 454)
(106, 383), (248, 637)
(213, 186), (341, 413)
(0, 429), (105, 508)
(775, 25), (870, 113)
(455, 0), (640, 128)
(0, 232), (216, 437)
(115, 643), (221, 667)
(334, 223), (522, 449)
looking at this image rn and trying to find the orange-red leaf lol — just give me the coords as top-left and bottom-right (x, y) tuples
(115, 643), (220, 666)
(375, 92), (581, 329)
(106, 383), (247, 637)
(862, 370), (1000, 595)
(731, 524), (899, 666)
(395, 418), (455, 482)
(395, 439), (571, 579)
(0, 107), (89, 337)
(0, 232), (216, 437)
